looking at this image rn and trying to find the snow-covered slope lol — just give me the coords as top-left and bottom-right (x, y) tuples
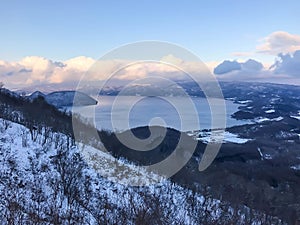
(0, 118), (283, 224)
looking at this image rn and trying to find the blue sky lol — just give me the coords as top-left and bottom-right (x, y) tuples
(1, 0), (299, 62)
(1, 0), (300, 88)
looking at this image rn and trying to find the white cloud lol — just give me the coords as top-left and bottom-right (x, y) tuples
(270, 50), (300, 77)
(214, 60), (242, 75)
(0, 56), (96, 87)
(257, 31), (300, 55)
(19, 56), (54, 72)
(242, 59), (264, 71)
(23, 54), (215, 86)
(49, 56), (96, 83)
(1, 51), (300, 89)
(97, 56), (215, 82)
(64, 56), (95, 71)
(213, 59), (263, 75)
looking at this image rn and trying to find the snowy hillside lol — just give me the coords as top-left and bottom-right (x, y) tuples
(0, 118), (283, 224)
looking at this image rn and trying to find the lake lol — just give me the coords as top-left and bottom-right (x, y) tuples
(71, 96), (247, 132)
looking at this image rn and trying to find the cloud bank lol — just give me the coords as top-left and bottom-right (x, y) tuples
(0, 55), (218, 88)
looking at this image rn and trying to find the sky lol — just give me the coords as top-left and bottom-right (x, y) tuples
(1, 0), (300, 88)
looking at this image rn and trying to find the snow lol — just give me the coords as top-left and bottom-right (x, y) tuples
(257, 147), (263, 160)
(270, 98), (280, 103)
(256, 118), (270, 123)
(291, 111), (300, 120)
(255, 116), (283, 123)
(256, 147), (272, 160)
(0, 118), (55, 169)
(188, 130), (251, 144)
(0, 118), (207, 221)
(290, 165), (300, 171)
(272, 116), (284, 121)
(237, 100), (252, 104)
(290, 115), (300, 120)
(226, 97), (236, 101)
(78, 143), (165, 186)
(0, 118), (164, 186)
(265, 109), (275, 114)
(0, 117), (283, 224)
(264, 154), (272, 160)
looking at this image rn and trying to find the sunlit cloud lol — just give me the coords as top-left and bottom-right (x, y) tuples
(0, 56), (96, 87)
(0, 54), (220, 89)
(92, 55), (215, 82)
(49, 56), (96, 83)
(257, 31), (300, 55)
(1, 46), (300, 89)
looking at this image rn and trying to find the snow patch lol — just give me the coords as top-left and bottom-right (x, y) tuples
(290, 115), (300, 120)
(188, 130), (251, 144)
(272, 116), (284, 121)
(264, 154), (272, 160)
(265, 109), (275, 114)
(255, 116), (283, 123)
(256, 148), (272, 160)
(237, 100), (252, 104)
(290, 165), (300, 171)
(257, 147), (263, 160)
(256, 118), (270, 123)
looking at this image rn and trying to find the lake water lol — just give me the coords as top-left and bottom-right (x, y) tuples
(71, 96), (247, 132)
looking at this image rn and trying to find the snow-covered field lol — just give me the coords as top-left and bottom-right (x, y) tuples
(290, 112), (300, 121)
(187, 130), (251, 144)
(255, 116), (284, 123)
(265, 109), (275, 114)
